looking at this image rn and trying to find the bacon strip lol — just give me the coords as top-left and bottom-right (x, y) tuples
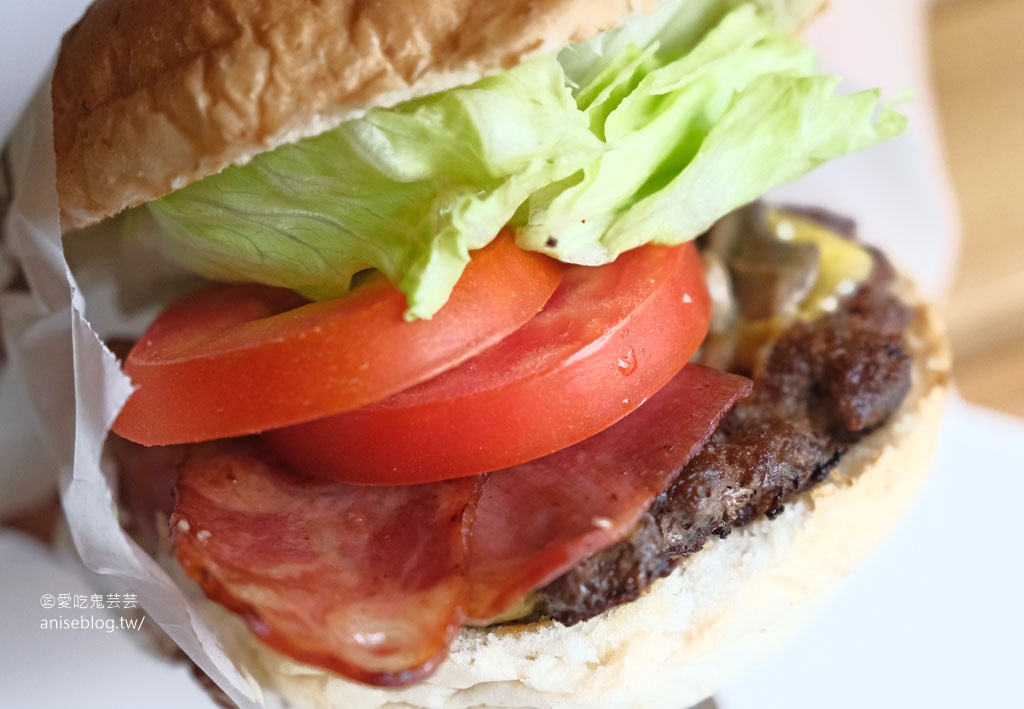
(170, 364), (750, 685)
(172, 440), (478, 686)
(465, 364), (751, 620)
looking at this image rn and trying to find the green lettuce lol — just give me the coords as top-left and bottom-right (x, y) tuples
(147, 1), (906, 319)
(148, 60), (602, 318)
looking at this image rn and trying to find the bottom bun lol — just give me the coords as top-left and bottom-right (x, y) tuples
(204, 284), (949, 709)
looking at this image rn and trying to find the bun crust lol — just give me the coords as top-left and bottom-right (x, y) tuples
(202, 280), (949, 709)
(52, 0), (651, 231)
(51, 0), (826, 231)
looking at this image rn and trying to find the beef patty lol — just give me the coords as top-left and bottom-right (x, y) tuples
(530, 245), (914, 626)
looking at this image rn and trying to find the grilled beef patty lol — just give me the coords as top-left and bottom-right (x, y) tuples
(530, 247), (914, 626)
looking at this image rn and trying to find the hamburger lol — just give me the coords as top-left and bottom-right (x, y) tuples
(36, 0), (948, 706)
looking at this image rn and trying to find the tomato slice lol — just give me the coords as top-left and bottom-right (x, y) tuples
(113, 233), (562, 445)
(263, 242), (710, 484)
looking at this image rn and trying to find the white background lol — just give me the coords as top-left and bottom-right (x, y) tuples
(2, 1), (1022, 707)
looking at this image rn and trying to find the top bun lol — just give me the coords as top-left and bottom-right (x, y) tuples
(52, 0), (824, 231)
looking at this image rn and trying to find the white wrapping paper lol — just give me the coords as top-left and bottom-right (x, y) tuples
(1, 87), (264, 707)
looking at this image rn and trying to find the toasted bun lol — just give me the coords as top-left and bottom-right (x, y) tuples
(51, 0), (825, 231)
(197, 278), (948, 709)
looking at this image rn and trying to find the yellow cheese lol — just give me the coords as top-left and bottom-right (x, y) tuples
(768, 210), (874, 318)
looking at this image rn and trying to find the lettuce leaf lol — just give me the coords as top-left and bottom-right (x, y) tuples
(147, 1), (905, 318)
(148, 60), (601, 318)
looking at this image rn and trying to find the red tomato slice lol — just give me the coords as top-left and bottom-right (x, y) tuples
(113, 233), (562, 445)
(263, 242), (710, 484)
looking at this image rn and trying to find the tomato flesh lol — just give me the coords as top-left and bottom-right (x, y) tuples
(263, 242), (710, 484)
(113, 234), (562, 445)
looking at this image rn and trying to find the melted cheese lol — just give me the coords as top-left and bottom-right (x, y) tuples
(768, 210), (874, 318)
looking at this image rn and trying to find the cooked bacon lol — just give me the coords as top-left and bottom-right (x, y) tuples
(170, 364), (750, 686)
(172, 441), (478, 687)
(466, 364), (751, 621)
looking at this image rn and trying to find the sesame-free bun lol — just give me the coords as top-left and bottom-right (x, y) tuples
(199, 279), (948, 709)
(51, 0), (825, 231)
